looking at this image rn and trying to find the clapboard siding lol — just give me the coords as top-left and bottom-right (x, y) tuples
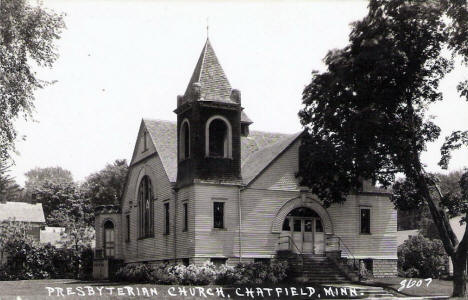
(328, 194), (397, 258)
(176, 186), (195, 259)
(105, 127), (396, 263)
(120, 153), (176, 263)
(249, 140), (300, 191)
(193, 184), (240, 257)
(238, 138), (397, 259)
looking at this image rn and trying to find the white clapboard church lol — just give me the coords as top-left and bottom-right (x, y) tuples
(93, 39), (397, 280)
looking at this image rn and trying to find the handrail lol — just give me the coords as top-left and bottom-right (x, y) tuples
(328, 235), (361, 278)
(278, 235), (304, 275)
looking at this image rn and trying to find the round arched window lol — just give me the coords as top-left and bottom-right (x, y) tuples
(206, 117), (232, 158)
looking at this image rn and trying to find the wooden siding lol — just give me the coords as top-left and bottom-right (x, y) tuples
(238, 139), (397, 259)
(120, 154), (176, 263)
(193, 184), (240, 258)
(110, 133), (396, 262)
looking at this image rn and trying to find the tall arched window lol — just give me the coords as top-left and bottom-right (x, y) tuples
(179, 120), (190, 160)
(138, 176), (154, 238)
(103, 220), (115, 257)
(205, 116), (232, 158)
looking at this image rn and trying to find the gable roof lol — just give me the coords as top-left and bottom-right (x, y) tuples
(0, 201), (46, 223)
(141, 119), (301, 184)
(184, 39), (234, 104)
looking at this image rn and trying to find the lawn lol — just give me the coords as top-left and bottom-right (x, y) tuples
(365, 277), (453, 297)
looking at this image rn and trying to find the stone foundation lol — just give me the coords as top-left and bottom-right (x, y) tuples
(372, 259), (397, 278)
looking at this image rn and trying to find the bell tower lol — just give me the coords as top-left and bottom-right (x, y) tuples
(174, 39), (243, 187)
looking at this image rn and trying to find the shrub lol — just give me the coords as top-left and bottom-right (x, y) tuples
(0, 239), (90, 280)
(114, 259), (290, 285)
(398, 234), (448, 278)
(114, 264), (153, 283)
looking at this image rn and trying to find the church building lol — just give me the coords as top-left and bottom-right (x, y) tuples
(93, 39), (398, 280)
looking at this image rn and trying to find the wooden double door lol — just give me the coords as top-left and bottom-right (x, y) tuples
(282, 217), (324, 254)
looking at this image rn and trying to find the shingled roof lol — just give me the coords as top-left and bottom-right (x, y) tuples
(184, 39), (234, 103)
(0, 201), (46, 223)
(142, 119), (301, 185)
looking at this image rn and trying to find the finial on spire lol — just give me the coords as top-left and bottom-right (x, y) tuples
(206, 17), (209, 39)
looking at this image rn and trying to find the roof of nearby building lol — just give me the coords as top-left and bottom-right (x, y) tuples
(397, 216), (467, 246)
(0, 201), (46, 223)
(143, 119), (301, 184)
(184, 39), (234, 104)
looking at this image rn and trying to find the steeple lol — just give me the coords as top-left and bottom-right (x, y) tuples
(175, 39), (243, 187)
(182, 39), (236, 104)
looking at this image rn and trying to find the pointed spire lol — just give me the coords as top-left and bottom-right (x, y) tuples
(184, 39), (233, 103)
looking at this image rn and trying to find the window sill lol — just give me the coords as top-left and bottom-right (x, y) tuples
(205, 156), (233, 160)
(137, 235), (154, 240)
(212, 227), (227, 231)
(359, 232), (372, 235)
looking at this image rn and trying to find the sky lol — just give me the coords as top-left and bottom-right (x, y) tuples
(10, 0), (468, 185)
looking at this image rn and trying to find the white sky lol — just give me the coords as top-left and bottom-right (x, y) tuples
(11, 0), (468, 185)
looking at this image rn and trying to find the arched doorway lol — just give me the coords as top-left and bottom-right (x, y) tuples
(281, 207), (325, 255)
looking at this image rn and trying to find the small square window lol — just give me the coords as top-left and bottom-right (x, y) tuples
(360, 208), (371, 234)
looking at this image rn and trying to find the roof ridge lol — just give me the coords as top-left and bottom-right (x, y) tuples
(143, 118), (176, 123)
(249, 129), (301, 136)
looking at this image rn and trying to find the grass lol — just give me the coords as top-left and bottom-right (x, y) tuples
(364, 277), (453, 297)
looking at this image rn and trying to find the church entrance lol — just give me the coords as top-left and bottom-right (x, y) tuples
(281, 207), (325, 255)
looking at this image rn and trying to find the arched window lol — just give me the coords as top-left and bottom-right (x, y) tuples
(138, 176), (154, 238)
(205, 116), (232, 158)
(103, 220), (115, 257)
(179, 120), (190, 160)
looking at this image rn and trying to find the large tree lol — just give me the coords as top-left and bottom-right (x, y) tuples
(298, 0), (468, 296)
(82, 159), (128, 207)
(0, 0), (65, 162)
(24, 166), (73, 201)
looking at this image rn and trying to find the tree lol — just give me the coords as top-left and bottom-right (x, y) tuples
(24, 166), (73, 201)
(396, 170), (464, 231)
(298, 0), (468, 296)
(25, 167), (73, 190)
(0, 0), (65, 162)
(0, 160), (23, 202)
(31, 180), (92, 226)
(82, 159), (128, 207)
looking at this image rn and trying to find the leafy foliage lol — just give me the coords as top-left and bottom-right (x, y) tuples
(298, 0), (452, 206)
(298, 0), (467, 295)
(24, 166), (73, 198)
(398, 235), (448, 278)
(114, 260), (290, 285)
(82, 159), (128, 207)
(0, 160), (23, 202)
(0, 0), (65, 161)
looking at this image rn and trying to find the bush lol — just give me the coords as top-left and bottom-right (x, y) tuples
(398, 234), (448, 278)
(114, 260), (290, 285)
(0, 239), (91, 280)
